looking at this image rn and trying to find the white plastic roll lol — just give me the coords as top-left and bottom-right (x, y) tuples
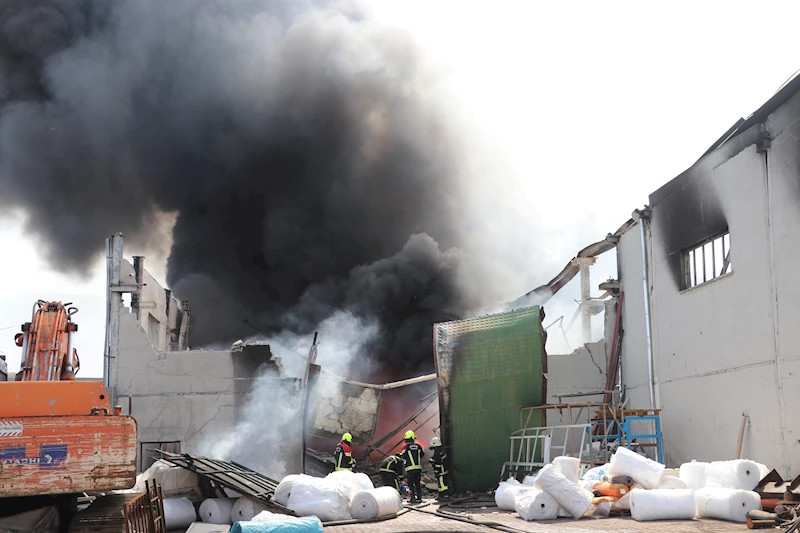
(695, 487), (762, 522)
(679, 461), (708, 490)
(199, 498), (236, 524)
(231, 497), (269, 522)
(274, 474), (314, 506)
(494, 480), (523, 511)
(552, 456), (581, 485)
(522, 475), (537, 487)
(163, 498), (197, 530)
(658, 476), (690, 490)
(325, 470), (374, 491)
(350, 487), (402, 520)
(514, 488), (558, 521)
(287, 479), (359, 522)
(533, 464), (593, 519)
(629, 489), (697, 521)
(705, 460), (767, 491)
(607, 447), (665, 489)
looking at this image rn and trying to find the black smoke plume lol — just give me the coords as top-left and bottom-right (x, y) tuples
(0, 0), (486, 374)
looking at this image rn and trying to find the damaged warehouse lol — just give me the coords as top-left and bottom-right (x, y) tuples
(6, 0), (800, 530)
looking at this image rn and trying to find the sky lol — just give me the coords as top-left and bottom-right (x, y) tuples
(2, 0), (800, 375)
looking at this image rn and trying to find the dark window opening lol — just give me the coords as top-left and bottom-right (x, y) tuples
(684, 232), (731, 289)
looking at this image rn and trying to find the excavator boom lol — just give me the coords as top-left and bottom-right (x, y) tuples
(0, 300), (137, 499)
(14, 300), (80, 382)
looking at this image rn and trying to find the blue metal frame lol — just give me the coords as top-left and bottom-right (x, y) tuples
(622, 415), (664, 464)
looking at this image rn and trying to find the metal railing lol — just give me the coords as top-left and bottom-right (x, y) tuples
(500, 423), (592, 480)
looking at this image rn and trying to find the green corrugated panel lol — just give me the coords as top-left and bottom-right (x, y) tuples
(434, 306), (546, 493)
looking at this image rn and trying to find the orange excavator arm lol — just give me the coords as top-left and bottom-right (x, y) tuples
(0, 300), (137, 499)
(13, 300), (80, 381)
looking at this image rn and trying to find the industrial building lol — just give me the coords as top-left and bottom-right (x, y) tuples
(606, 72), (800, 477)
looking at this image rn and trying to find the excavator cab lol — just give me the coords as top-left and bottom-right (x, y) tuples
(0, 300), (137, 500)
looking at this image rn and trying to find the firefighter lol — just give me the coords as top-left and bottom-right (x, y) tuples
(334, 432), (356, 471)
(400, 430), (424, 503)
(379, 453), (404, 492)
(429, 436), (450, 500)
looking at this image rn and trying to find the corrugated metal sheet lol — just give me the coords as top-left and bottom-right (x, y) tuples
(434, 306), (547, 493)
(158, 451), (292, 513)
(0, 415), (138, 497)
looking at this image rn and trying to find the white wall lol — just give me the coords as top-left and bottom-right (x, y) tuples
(116, 311), (238, 467)
(617, 225), (651, 412)
(546, 341), (608, 404)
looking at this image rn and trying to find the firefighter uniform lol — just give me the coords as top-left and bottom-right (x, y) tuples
(379, 454), (404, 492)
(400, 430), (425, 503)
(334, 432), (356, 471)
(429, 436), (450, 499)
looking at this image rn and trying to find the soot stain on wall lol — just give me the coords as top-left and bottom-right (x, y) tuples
(652, 173), (727, 289)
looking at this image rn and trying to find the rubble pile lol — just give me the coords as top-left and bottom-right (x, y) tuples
(497, 449), (771, 525)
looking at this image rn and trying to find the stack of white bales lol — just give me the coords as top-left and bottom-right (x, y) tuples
(271, 470), (401, 523)
(496, 456), (594, 521)
(602, 450), (765, 522)
(499, 449), (768, 524)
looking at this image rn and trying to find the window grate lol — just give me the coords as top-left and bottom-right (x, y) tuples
(684, 232), (731, 289)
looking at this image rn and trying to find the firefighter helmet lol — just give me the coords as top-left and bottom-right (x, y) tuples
(430, 436), (442, 447)
(342, 432), (353, 443)
(404, 430), (416, 440)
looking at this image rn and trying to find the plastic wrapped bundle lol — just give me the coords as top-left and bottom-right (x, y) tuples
(594, 482), (632, 498)
(231, 497), (269, 522)
(325, 470), (374, 491)
(581, 464), (610, 482)
(658, 475), (690, 490)
(274, 474), (315, 506)
(162, 499), (197, 530)
(230, 516), (323, 533)
(514, 488), (558, 521)
(533, 464), (593, 519)
(695, 487), (762, 522)
(679, 461), (708, 490)
(584, 501), (612, 518)
(611, 488), (635, 512)
(494, 479), (523, 511)
(287, 479), (360, 522)
(629, 489), (697, 521)
(350, 487), (402, 520)
(552, 456), (581, 485)
(607, 447), (665, 489)
(705, 460), (767, 491)
(199, 498), (235, 524)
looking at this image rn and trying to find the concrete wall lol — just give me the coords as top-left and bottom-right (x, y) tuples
(116, 311), (237, 468)
(617, 88), (800, 475)
(546, 341), (608, 404)
(308, 372), (380, 446)
(122, 258), (188, 353)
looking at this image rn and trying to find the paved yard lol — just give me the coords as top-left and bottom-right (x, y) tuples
(324, 501), (750, 533)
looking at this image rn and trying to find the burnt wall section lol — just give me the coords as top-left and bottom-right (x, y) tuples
(231, 341), (284, 423)
(650, 174), (727, 289)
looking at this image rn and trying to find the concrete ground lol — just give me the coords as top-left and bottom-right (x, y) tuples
(324, 501), (750, 533)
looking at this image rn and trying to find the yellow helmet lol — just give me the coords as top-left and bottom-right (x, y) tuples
(404, 430), (415, 440)
(342, 432), (352, 443)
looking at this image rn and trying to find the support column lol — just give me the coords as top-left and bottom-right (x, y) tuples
(573, 257), (597, 345)
(105, 233), (124, 408)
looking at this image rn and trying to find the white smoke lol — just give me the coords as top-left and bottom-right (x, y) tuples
(198, 310), (379, 478)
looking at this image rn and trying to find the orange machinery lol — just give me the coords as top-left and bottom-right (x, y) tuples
(0, 301), (137, 504)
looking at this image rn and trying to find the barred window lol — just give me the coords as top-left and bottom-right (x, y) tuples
(685, 232), (731, 289)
